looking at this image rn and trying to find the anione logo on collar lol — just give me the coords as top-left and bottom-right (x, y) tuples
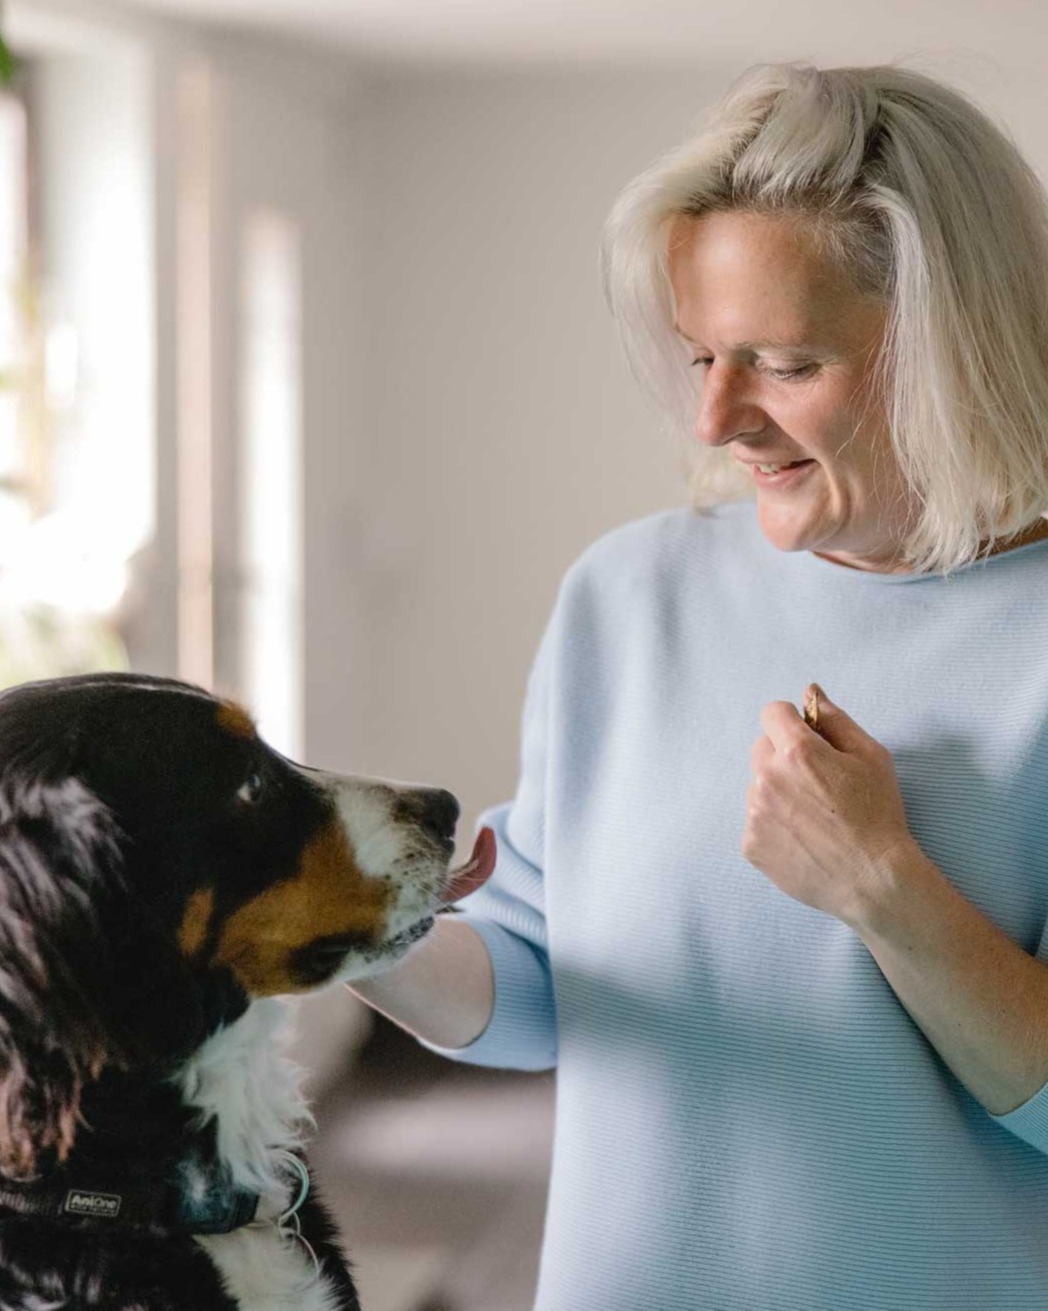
(64, 1189), (122, 1219)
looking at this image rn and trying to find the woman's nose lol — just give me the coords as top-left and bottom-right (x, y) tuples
(693, 364), (765, 448)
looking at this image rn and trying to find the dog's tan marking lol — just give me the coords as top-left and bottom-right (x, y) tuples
(180, 888), (215, 958)
(217, 701), (256, 740)
(212, 819), (393, 995)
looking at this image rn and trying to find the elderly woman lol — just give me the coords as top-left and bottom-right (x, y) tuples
(351, 63), (1048, 1309)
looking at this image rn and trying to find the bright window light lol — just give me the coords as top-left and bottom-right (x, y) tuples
(239, 209), (303, 758)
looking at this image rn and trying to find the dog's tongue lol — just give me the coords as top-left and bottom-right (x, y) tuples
(443, 826), (496, 902)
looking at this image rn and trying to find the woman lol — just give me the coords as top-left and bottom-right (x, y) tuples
(351, 63), (1048, 1308)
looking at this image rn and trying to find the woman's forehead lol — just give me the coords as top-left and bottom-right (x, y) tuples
(668, 210), (884, 351)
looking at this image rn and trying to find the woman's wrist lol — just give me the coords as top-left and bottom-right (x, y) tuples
(844, 838), (1048, 1114)
(346, 915), (495, 1051)
(844, 838), (947, 942)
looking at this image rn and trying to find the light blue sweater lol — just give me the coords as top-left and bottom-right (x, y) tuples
(427, 500), (1048, 1310)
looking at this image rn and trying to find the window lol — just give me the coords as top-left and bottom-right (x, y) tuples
(238, 209), (303, 757)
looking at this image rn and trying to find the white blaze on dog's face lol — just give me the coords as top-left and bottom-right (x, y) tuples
(180, 777), (457, 997)
(310, 767), (457, 956)
(267, 763), (463, 985)
(174, 699), (496, 997)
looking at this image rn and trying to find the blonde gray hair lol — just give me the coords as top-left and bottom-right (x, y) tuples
(600, 62), (1048, 574)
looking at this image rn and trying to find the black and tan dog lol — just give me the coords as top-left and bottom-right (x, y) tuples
(0, 671), (495, 1310)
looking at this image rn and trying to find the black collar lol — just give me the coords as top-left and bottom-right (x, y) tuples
(0, 1057), (279, 1235)
(0, 1154), (261, 1235)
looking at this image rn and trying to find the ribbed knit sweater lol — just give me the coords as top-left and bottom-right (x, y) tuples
(426, 500), (1048, 1310)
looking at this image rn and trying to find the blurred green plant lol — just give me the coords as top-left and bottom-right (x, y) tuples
(0, 605), (127, 687)
(0, 3), (14, 87)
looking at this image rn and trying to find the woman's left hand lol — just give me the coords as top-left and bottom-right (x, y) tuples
(741, 684), (917, 927)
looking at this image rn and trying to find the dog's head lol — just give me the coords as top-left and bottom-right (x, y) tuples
(0, 671), (494, 1180)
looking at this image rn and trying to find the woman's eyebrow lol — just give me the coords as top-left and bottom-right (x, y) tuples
(672, 324), (823, 353)
(741, 339), (818, 353)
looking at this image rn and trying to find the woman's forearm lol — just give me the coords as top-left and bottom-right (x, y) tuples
(855, 843), (1048, 1116)
(346, 915), (495, 1051)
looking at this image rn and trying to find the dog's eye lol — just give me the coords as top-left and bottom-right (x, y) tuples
(236, 772), (264, 805)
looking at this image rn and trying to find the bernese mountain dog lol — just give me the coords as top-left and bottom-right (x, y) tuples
(0, 671), (496, 1310)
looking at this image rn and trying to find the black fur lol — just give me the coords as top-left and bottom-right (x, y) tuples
(0, 1221), (240, 1310)
(0, 672), (417, 1310)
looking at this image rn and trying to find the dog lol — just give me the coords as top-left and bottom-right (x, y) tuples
(0, 671), (495, 1310)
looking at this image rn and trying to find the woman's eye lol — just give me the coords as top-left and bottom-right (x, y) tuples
(237, 772), (264, 804)
(764, 363), (816, 381)
(689, 358), (815, 381)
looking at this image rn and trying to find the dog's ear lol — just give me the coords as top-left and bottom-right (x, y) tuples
(0, 778), (123, 1180)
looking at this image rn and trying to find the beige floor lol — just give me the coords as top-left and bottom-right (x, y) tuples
(309, 1015), (555, 1311)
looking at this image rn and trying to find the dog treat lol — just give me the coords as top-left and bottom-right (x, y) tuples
(802, 687), (820, 732)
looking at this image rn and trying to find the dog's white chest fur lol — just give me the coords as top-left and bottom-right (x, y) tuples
(197, 1224), (342, 1311)
(176, 999), (344, 1311)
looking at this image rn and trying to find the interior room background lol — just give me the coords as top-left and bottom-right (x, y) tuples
(2, 1), (1044, 1306)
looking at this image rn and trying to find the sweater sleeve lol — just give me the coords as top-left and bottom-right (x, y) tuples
(992, 1074), (1048, 1154)
(416, 606), (559, 1072)
(989, 917), (1048, 1154)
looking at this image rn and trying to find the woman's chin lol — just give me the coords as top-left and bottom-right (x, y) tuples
(755, 507), (826, 555)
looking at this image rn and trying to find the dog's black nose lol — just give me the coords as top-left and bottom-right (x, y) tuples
(401, 787), (460, 841)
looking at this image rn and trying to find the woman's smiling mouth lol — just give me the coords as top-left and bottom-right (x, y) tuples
(745, 459), (817, 487)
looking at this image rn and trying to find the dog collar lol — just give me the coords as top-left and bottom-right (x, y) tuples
(0, 1161), (261, 1235)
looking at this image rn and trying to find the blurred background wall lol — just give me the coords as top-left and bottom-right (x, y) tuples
(1, 1), (1046, 1306)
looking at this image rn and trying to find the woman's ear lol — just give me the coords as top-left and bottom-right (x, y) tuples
(0, 779), (124, 1180)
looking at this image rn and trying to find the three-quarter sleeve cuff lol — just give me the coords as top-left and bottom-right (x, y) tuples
(991, 1073), (1048, 1156)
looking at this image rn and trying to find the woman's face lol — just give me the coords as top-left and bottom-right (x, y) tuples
(668, 209), (920, 572)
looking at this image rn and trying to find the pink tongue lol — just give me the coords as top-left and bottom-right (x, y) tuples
(443, 826), (497, 902)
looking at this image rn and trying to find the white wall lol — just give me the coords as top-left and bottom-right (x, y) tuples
(203, 38), (366, 757)
(351, 70), (714, 835)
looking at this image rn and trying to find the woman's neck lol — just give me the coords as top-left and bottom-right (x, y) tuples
(984, 516), (1048, 557)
